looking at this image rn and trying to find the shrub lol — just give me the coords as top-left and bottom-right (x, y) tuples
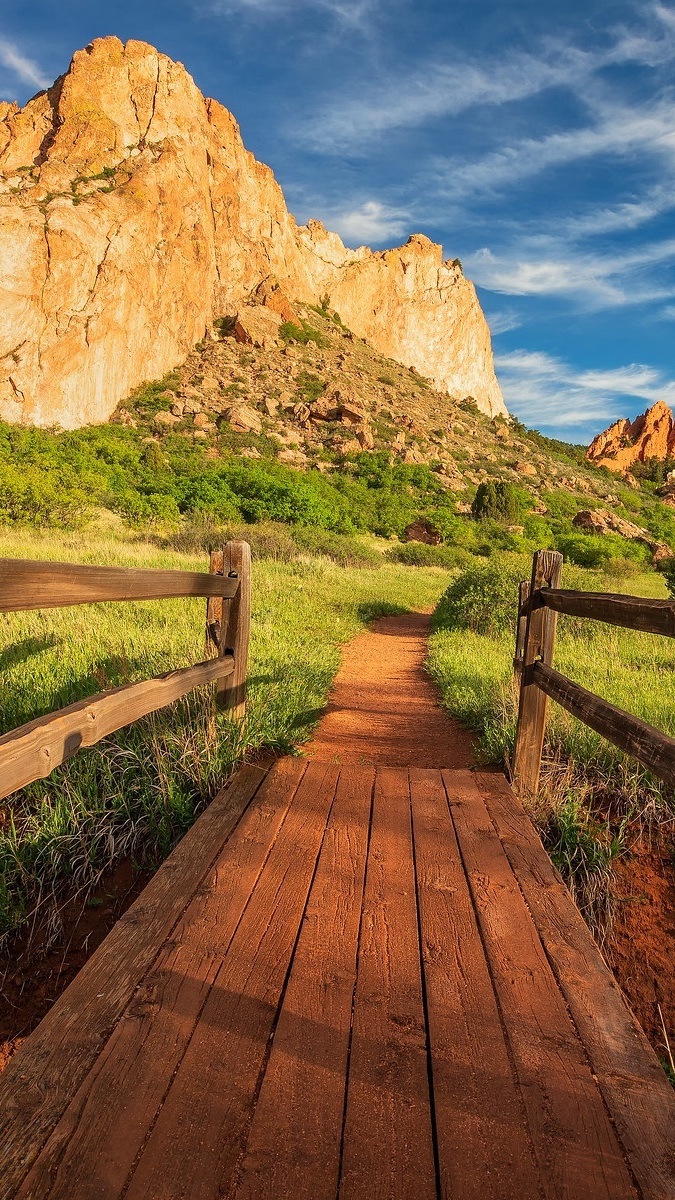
(279, 320), (326, 348)
(472, 480), (526, 523)
(433, 560), (525, 636)
(385, 542), (470, 569)
(658, 557), (675, 597)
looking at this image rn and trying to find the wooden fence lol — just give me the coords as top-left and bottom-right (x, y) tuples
(0, 541), (251, 803)
(513, 549), (675, 794)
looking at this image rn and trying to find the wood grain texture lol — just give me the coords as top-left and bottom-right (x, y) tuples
(234, 765), (375, 1200)
(0, 654), (234, 802)
(513, 579), (531, 679)
(217, 540), (251, 718)
(540, 588), (675, 638)
(409, 768), (542, 1200)
(444, 769), (638, 1200)
(476, 769), (675, 1200)
(122, 760), (340, 1200)
(513, 550), (563, 795)
(0, 557), (239, 612)
(16, 758), (307, 1200)
(338, 767), (437, 1200)
(0, 764), (266, 1200)
(532, 660), (675, 786)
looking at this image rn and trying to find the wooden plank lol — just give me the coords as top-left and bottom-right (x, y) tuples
(217, 540), (251, 718)
(16, 757), (307, 1200)
(0, 763), (267, 1200)
(541, 588), (675, 638)
(122, 760), (340, 1200)
(532, 660), (675, 786)
(0, 557), (240, 612)
(0, 654), (235, 802)
(339, 767), (437, 1200)
(444, 769), (638, 1199)
(476, 769), (675, 1200)
(409, 768), (542, 1199)
(233, 765), (375, 1200)
(513, 550), (563, 795)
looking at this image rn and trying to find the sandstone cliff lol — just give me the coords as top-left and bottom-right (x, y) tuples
(586, 402), (675, 473)
(0, 37), (506, 429)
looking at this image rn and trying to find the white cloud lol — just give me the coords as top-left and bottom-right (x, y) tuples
(0, 38), (49, 92)
(496, 348), (675, 435)
(203, 0), (375, 26)
(301, 5), (675, 153)
(322, 199), (409, 245)
(467, 236), (675, 310)
(485, 309), (522, 335)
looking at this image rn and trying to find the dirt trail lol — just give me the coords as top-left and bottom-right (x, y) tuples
(302, 611), (475, 768)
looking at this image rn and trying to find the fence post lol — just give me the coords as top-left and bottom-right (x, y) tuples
(513, 579), (531, 680)
(206, 540), (251, 719)
(512, 549), (563, 795)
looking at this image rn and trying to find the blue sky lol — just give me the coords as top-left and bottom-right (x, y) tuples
(2, 0), (675, 443)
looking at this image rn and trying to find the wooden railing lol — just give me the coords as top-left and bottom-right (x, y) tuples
(512, 549), (675, 794)
(0, 540), (251, 803)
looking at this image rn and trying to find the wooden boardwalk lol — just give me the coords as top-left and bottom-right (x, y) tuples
(1, 759), (674, 1200)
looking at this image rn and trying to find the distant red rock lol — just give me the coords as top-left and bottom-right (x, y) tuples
(586, 402), (675, 473)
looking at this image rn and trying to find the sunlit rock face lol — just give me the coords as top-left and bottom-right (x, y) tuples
(0, 37), (507, 429)
(587, 402), (675, 474)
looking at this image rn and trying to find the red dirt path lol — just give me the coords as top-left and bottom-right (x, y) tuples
(302, 611), (475, 768)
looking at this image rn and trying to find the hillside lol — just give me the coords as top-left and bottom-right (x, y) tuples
(0, 36), (504, 429)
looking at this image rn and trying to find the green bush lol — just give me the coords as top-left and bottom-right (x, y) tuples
(385, 542), (469, 568)
(433, 560), (525, 636)
(472, 480), (527, 522)
(279, 320), (326, 348)
(658, 557), (675, 597)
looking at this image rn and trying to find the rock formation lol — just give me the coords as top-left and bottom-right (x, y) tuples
(586, 402), (675, 473)
(0, 37), (506, 429)
(572, 509), (672, 563)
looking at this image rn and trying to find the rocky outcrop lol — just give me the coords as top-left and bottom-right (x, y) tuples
(0, 37), (506, 429)
(572, 509), (672, 563)
(586, 402), (675, 473)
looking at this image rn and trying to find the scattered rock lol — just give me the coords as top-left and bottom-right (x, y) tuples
(404, 519), (442, 545)
(154, 410), (181, 428)
(193, 412), (214, 430)
(515, 461), (537, 477)
(226, 405), (263, 434)
(240, 446), (262, 459)
(233, 306), (283, 350)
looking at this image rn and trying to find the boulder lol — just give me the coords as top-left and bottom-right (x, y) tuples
(226, 405), (263, 434)
(233, 306), (283, 350)
(404, 520), (442, 545)
(572, 509), (672, 563)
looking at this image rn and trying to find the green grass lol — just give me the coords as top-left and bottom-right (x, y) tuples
(427, 555), (675, 926)
(0, 527), (446, 944)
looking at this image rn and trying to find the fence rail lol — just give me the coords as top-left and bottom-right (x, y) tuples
(512, 549), (675, 793)
(0, 541), (251, 802)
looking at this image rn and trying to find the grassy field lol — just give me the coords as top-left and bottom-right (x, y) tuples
(0, 527), (446, 944)
(428, 555), (675, 923)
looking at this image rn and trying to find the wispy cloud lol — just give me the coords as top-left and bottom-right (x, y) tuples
(496, 348), (675, 436)
(301, 4), (675, 153)
(202, 0), (376, 27)
(0, 37), (49, 92)
(316, 199), (409, 245)
(467, 233), (675, 309)
(485, 309), (522, 335)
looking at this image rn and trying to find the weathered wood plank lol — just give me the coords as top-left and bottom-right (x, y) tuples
(217, 540), (251, 717)
(0, 763), (267, 1200)
(409, 768), (542, 1199)
(513, 550), (563, 794)
(541, 588), (675, 638)
(513, 579), (531, 679)
(234, 765), (375, 1200)
(16, 758), (307, 1200)
(444, 769), (638, 1199)
(339, 767), (437, 1200)
(0, 654), (235, 802)
(0, 558), (240, 611)
(532, 660), (675, 786)
(122, 760), (340, 1200)
(476, 769), (675, 1200)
